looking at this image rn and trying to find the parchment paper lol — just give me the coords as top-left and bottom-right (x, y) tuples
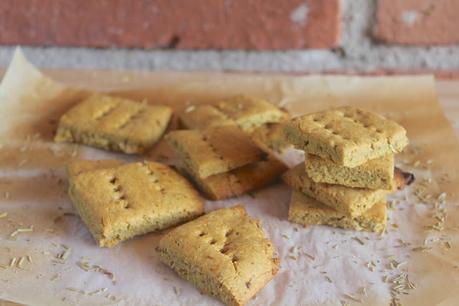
(0, 49), (458, 306)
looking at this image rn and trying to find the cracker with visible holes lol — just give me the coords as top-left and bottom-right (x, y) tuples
(157, 205), (279, 306)
(284, 106), (408, 167)
(178, 155), (287, 200)
(305, 154), (394, 189)
(68, 161), (203, 247)
(166, 126), (265, 179)
(55, 94), (172, 154)
(282, 164), (388, 217)
(288, 191), (387, 233)
(66, 159), (124, 183)
(179, 95), (288, 132)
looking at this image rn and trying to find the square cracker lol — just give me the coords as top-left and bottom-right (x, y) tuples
(55, 94), (172, 154)
(305, 154), (394, 189)
(282, 164), (388, 217)
(157, 205), (279, 306)
(166, 125), (265, 179)
(179, 155), (287, 200)
(68, 160), (203, 247)
(179, 95), (288, 132)
(284, 106), (408, 167)
(288, 191), (387, 233)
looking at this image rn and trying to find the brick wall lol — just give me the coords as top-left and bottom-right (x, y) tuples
(0, 0), (458, 74)
(0, 0), (341, 50)
(373, 0), (459, 46)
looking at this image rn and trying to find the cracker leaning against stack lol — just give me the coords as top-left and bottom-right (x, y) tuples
(282, 106), (410, 233)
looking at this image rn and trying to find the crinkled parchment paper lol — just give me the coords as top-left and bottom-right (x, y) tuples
(0, 49), (458, 306)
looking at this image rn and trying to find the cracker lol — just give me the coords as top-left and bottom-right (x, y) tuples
(305, 154), (394, 189)
(282, 164), (388, 217)
(66, 159), (124, 180)
(179, 95), (288, 132)
(284, 106), (408, 167)
(55, 94), (172, 154)
(250, 122), (291, 153)
(166, 126), (265, 179)
(157, 205), (279, 306)
(179, 155), (287, 200)
(68, 161), (203, 247)
(215, 95), (288, 131)
(288, 191), (387, 233)
(179, 105), (236, 130)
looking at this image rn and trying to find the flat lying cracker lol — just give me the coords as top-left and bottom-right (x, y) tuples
(288, 191), (387, 233)
(250, 123), (291, 153)
(55, 94), (172, 154)
(68, 160), (203, 247)
(179, 95), (288, 132)
(305, 154), (394, 189)
(179, 105), (237, 130)
(284, 106), (408, 167)
(166, 126), (265, 179)
(215, 95), (288, 131)
(158, 205), (279, 306)
(179, 156), (287, 200)
(66, 159), (124, 180)
(282, 164), (388, 217)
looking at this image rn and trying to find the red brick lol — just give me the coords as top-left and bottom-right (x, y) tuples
(373, 0), (459, 45)
(0, 0), (340, 50)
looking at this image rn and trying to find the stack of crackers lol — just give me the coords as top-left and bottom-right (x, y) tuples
(166, 126), (287, 200)
(166, 95), (290, 200)
(282, 106), (409, 233)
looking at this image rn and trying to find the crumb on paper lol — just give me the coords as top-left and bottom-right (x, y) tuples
(303, 252), (315, 261)
(77, 258), (117, 285)
(88, 288), (108, 296)
(352, 237), (365, 245)
(366, 261), (376, 272)
(411, 245), (431, 252)
(185, 105), (195, 113)
(10, 226), (34, 238)
(343, 293), (362, 303)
